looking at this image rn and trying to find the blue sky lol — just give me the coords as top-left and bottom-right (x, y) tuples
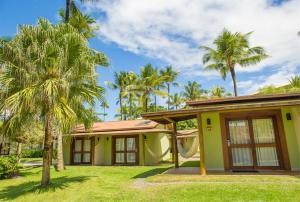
(1, 0), (299, 121)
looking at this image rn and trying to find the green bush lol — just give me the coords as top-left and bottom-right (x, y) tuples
(0, 155), (18, 179)
(22, 149), (43, 158)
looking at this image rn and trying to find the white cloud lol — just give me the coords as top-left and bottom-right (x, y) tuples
(86, 0), (300, 91)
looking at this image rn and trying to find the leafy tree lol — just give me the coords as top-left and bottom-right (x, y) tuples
(159, 66), (178, 110)
(181, 81), (206, 101)
(201, 29), (268, 96)
(0, 19), (108, 186)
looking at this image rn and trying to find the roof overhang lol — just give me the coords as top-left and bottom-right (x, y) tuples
(68, 128), (173, 137)
(142, 94), (300, 124)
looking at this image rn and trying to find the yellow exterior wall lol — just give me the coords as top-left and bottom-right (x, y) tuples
(201, 112), (225, 170)
(281, 107), (300, 170)
(200, 106), (300, 171)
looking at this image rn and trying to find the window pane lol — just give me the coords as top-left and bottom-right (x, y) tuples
(256, 147), (279, 166)
(75, 140), (82, 152)
(229, 120), (250, 144)
(74, 153), (81, 163)
(127, 138), (136, 151)
(83, 153), (91, 163)
(116, 138), (125, 151)
(83, 140), (91, 152)
(127, 153), (136, 163)
(232, 148), (253, 166)
(116, 153), (124, 163)
(253, 118), (275, 143)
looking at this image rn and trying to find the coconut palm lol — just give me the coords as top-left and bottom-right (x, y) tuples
(100, 100), (109, 121)
(201, 29), (268, 96)
(289, 75), (300, 91)
(159, 66), (178, 110)
(181, 81), (206, 101)
(65, 0), (97, 23)
(210, 86), (231, 98)
(169, 93), (183, 110)
(107, 72), (128, 120)
(0, 19), (108, 186)
(123, 72), (138, 119)
(129, 64), (167, 112)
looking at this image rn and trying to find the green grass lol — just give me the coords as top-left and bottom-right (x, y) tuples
(0, 165), (300, 202)
(20, 158), (42, 163)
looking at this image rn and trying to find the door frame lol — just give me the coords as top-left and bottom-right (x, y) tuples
(112, 135), (139, 165)
(220, 109), (291, 171)
(71, 137), (94, 165)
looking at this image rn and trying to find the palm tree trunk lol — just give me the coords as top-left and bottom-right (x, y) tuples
(119, 93), (123, 120)
(103, 107), (106, 121)
(129, 94), (133, 119)
(144, 95), (148, 112)
(167, 83), (170, 110)
(56, 131), (64, 171)
(16, 142), (22, 164)
(65, 0), (71, 22)
(154, 95), (157, 112)
(41, 114), (53, 187)
(230, 68), (238, 96)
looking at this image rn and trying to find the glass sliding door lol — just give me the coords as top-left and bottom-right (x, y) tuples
(113, 136), (139, 165)
(72, 138), (92, 164)
(227, 120), (254, 168)
(252, 118), (280, 167)
(226, 116), (281, 170)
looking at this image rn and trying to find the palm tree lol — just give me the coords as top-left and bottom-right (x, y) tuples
(100, 101), (109, 121)
(169, 93), (183, 110)
(160, 66), (178, 110)
(210, 86), (231, 98)
(129, 64), (167, 112)
(181, 81), (206, 101)
(65, 0), (97, 23)
(107, 72), (128, 120)
(0, 19), (108, 186)
(123, 72), (138, 119)
(201, 29), (268, 96)
(289, 75), (300, 91)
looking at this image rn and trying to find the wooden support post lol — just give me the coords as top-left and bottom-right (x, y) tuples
(172, 122), (179, 168)
(196, 113), (206, 175)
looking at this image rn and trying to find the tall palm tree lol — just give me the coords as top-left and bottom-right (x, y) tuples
(160, 66), (178, 110)
(123, 72), (138, 119)
(107, 72), (128, 120)
(169, 93), (183, 110)
(201, 29), (268, 96)
(181, 81), (205, 101)
(210, 86), (231, 98)
(129, 64), (167, 112)
(100, 100), (109, 121)
(0, 19), (108, 186)
(65, 0), (97, 23)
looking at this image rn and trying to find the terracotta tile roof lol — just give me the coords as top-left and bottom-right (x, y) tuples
(187, 93), (300, 107)
(74, 119), (159, 133)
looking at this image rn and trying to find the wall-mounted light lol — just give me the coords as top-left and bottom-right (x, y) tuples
(106, 137), (109, 141)
(207, 118), (211, 125)
(97, 137), (100, 142)
(143, 135), (147, 140)
(286, 113), (292, 121)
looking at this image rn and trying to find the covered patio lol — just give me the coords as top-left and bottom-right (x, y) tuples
(142, 93), (300, 175)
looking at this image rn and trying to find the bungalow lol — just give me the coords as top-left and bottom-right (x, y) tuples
(63, 119), (174, 165)
(142, 93), (300, 174)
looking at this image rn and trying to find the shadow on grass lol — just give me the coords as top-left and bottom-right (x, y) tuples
(180, 161), (200, 167)
(132, 167), (172, 179)
(0, 176), (92, 201)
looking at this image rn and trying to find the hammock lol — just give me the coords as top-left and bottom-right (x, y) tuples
(145, 141), (170, 163)
(177, 136), (199, 158)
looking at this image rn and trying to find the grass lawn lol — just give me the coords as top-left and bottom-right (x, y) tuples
(20, 158), (43, 164)
(0, 165), (300, 202)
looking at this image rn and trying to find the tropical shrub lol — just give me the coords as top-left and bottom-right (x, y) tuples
(0, 155), (18, 179)
(22, 149), (43, 158)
